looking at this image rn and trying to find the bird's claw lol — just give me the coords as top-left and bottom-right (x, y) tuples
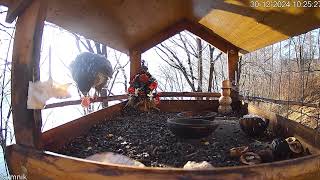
(81, 96), (91, 108)
(92, 95), (99, 102)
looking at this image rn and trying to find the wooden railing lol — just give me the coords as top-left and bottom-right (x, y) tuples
(243, 96), (320, 108)
(160, 92), (221, 97)
(44, 92), (221, 109)
(245, 96), (320, 124)
(44, 95), (128, 109)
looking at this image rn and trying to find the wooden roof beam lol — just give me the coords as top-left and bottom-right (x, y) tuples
(132, 19), (187, 53)
(5, 0), (33, 23)
(184, 20), (243, 54)
(133, 18), (244, 54)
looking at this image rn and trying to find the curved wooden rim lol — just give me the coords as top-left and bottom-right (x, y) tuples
(6, 144), (320, 179)
(65, 151), (320, 172)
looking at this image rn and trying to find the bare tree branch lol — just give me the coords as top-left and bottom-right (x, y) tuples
(86, 39), (94, 53)
(95, 42), (101, 54)
(102, 44), (107, 57)
(158, 43), (196, 91)
(0, 22), (14, 29)
(178, 33), (195, 85)
(0, 28), (14, 38)
(72, 33), (82, 53)
(196, 38), (203, 92)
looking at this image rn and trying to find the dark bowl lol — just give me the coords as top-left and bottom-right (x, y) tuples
(176, 111), (217, 121)
(239, 116), (269, 137)
(167, 118), (219, 139)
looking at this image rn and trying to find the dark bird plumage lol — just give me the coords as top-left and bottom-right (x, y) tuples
(70, 52), (113, 96)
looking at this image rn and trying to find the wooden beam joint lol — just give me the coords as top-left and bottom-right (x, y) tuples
(132, 19), (242, 54)
(5, 0), (33, 23)
(184, 20), (240, 53)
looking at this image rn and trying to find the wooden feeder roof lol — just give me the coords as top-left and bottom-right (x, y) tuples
(2, 0), (320, 54)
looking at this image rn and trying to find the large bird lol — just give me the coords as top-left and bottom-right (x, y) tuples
(70, 52), (113, 98)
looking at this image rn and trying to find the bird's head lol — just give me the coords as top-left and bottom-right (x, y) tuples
(77, 82), (90, 97)
(70, 52), (113, 97)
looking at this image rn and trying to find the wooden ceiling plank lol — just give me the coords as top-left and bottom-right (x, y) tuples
(133, 19), (188, 53)
(5, 0), (33, 23)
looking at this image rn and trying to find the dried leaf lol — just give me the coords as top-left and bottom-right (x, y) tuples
(106, 134), (114, 138)
(85, 152), (145, 167)
(183, 161), (213, 169)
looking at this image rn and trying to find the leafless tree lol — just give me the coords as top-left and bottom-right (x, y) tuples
(0, 6), (15, 177)
(239, 29), (320, 130)
(154, 31), (226, 93)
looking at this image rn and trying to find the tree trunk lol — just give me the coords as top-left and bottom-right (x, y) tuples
(197, 38), (203, 92)
(208, 46), (215, 92)
(86, 39), (94, 53)
(237, 56), (242, 86)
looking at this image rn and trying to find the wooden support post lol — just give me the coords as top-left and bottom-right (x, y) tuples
(227, 49), (239, 84)
(129, 49), (141, 80)
(227, 49), (240, 105)
(5, 0), (33, 23)
(11, 0), (46, 148)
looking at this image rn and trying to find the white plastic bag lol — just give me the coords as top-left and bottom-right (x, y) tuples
(27, 79), (71, 109)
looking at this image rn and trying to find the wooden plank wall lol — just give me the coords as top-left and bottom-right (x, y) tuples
(248, 102), (320, 154)
(159, 100), (219, 112)
(42, 102), (125, 151)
